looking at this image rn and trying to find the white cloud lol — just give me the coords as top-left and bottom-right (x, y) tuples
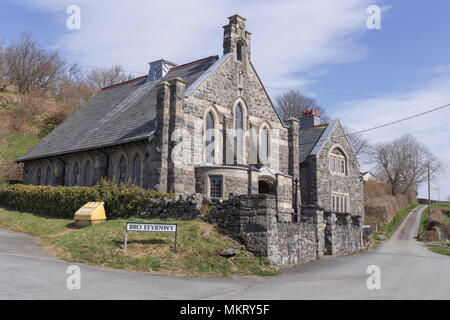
(19, 0), (378, 86)
(334, 75), (450, 200)
(432, 64), (450, 75)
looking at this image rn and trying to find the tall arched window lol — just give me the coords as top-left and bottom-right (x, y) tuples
(72, 163), (80, 186)
(44, 166), (51, 186)
(35, 168), (42, 186)
(84, 161), (92, 187)
(235, 104), (244, 164)
(205, 112), (215, 164)
(260, 127), (269, 164)
(132, 154), (141, 186)
(118, 156), (127, 184)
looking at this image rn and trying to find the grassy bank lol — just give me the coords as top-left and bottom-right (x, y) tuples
(0, 207), (277, 277)
(418, 203), (448, 238)
(428, 246), (450, 256)
(373, 202), (419, 241)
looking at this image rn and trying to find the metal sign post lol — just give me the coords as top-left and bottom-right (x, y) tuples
(124, 222), (178, 253)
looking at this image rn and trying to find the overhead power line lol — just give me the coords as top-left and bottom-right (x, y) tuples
(298, 102), (450, 147)
(266, 86), (450, 104)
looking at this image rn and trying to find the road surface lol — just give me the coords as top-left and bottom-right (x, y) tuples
(0, 205), (448, 299)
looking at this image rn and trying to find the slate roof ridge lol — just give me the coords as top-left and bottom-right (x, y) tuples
(169, 55), (219, 71)
(298, 123), (329, 131)
(101, 75), (147, 91)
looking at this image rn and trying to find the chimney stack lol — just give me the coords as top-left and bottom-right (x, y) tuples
(299, 109), (321, 128)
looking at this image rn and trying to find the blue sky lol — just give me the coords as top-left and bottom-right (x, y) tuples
(1, 0), (449, 199)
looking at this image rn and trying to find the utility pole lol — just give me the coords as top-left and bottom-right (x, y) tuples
(428, 163), (431, 215)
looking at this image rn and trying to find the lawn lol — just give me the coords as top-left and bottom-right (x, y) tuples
(0, 206), (278, 277)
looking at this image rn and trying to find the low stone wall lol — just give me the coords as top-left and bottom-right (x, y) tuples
(138, 193), (364, 266)
(206, 194), (363, 267)
(325, 213), (363, 256)
(139, 193), (203, 220)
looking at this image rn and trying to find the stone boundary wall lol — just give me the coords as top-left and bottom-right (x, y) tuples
(139, 193), (364, 266)
(206, 194), (364, 266)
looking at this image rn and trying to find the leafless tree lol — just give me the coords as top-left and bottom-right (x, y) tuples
(85, 65), (133, 91)
(373, 134), (445, 196)
(0, 45), (9, 92)
(4, 33), (65, 94)
(342, 126), (373, 164)
(275, 90), (329, 123)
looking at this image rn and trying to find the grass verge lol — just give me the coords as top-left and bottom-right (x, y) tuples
(418, 203), (448, 239)
(0, 206), (278, 277)
(428, 246), (450, 256)
(373, 202), (419, 241)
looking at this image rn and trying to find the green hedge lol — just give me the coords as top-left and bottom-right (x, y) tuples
(0, 179), (168, 218)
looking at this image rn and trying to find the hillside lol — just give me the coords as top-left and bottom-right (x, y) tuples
(0, 90), (75, 184)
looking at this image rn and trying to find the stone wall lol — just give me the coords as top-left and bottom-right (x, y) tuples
(22, 140), (154, 188)
(206, 194), (363, 267)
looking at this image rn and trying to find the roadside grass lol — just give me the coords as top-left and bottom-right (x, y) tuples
(428, 246), (450, 256)
(418, 203), (448, 238)
(0, 206), (278, 277)
(0, 207), (72, 236)
(373, 202), (419, 241)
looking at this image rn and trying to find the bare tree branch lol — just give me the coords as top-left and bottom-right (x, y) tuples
(4, 33), (65, 94)
(373, 134), (446, 195)
(275, 90), (329, 123)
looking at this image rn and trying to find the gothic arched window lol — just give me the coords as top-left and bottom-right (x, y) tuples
(132, 154), (141, 186)
(72, 163), (80, 186)
(235, 104), (244, 163)
(45, 166), (51, 186)
(35, 168), (42, 186)
(260, 127), (269, 164)
(330, 147), (347, 175)
(205, 112), (215, 164)
(84, 161), (92, 187)
(118, 156), (127, 184)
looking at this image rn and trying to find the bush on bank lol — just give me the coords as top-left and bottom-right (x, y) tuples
(0, 179), (168, 218)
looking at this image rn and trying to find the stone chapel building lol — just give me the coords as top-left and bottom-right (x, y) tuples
(17, 15), (363, 219)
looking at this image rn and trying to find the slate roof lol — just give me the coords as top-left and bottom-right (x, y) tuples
(298, 123), (329, 163)
(17, 55), (219, 162)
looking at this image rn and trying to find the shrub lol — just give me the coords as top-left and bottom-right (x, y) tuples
(0, 179), (168, 218)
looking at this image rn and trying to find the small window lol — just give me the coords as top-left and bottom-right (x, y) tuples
(72, 163), (80, 186)
(84, 161), (92, 187)
(132, 154), (141, 186)
(209, 175), (223, 198)
(45, 166), (51, 186)
(236, 41), (244, 62)
(118, 156), (127, 184)
(332, 194), (349, 213)
(35, 168), (42, 186)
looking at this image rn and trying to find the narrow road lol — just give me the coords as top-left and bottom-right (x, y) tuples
(0, 205), (448, 299)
